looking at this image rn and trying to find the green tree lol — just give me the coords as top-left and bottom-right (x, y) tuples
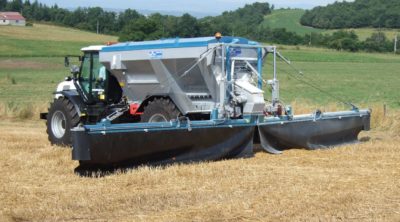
(116, 9), (141, 31)
(6, 0), (23, 12)
(199, 2), (271, 37)
(177, 13), (199, 37)
(363, 32), (392, 52)
(0, 0), (7, 11)
(119, 17), (162, 41)
(301, 0), (400, 29)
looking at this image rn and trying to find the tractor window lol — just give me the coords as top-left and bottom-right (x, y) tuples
(80, 53), (91, 94)
(78, 52), (106, 102)
(92, 54), (106, 92)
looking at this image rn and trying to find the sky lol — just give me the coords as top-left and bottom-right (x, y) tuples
(38, 0), (347, 15)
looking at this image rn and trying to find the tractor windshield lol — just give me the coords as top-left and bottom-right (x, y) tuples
(79, 52), (106, 102)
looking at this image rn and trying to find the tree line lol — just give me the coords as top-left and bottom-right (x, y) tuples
(261, 28), (395, 53)
(0, 0), (397, 53)
(305, 31), (395, 53)
(0, 0), (272, 40)
(300, 0), (400, 29)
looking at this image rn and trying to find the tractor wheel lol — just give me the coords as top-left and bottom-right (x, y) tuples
(141, 98), (181, 123)
(46, 97), (80, 146)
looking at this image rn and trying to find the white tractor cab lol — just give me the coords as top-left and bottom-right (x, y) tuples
(56, 46), (107, 101)
(54, 46), (106, 99)
(41, 45), (125, 146)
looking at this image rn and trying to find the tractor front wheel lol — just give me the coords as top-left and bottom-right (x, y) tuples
(46, 97), (80, 146)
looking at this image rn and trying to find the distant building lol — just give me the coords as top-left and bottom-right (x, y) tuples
(0, 12), (26, 26)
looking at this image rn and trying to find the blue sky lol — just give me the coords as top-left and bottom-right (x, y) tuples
(39, 0), (348, 15)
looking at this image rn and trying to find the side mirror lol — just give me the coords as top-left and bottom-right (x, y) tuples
(64, 57), (70, 67)
(70, 65), (80, 77)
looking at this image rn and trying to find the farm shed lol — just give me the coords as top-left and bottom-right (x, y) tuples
(0, 12), (26, 26)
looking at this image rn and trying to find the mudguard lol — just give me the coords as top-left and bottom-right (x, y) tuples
(40, 90), (84, 120)
(55, 90), (85, 116)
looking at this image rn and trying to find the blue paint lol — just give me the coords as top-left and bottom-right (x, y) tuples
(85, 117), (255, 135)
(230, 48), (242, 57)
(211, 108), (219, 120)
(82, 109), (367, 136)
(101, 36), (259, 52)
(257, 48), (263, 89)
(225, 46), (232, 101)
(225, 46), (231, 82)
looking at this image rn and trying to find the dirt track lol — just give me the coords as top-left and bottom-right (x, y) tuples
(0, 118), (399, 221)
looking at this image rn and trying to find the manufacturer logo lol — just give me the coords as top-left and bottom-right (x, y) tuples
(230, 48), (242, 57)
(149, 51), (163, 59)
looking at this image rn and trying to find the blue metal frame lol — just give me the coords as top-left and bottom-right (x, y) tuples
(81, 109), (369, 135)
(258, 110), (370, 125)
(101, 36), (256, 52)
(225, 46), (231, 82)
(257, 48), (263, 89)
(84, 117), (256, 134)
(225, 46), (232, 102)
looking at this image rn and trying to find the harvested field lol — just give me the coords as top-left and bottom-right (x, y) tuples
(0, 110), (399, 221)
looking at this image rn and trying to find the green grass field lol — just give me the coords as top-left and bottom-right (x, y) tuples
(0, 23), (118, 117)
(0, 57), (66, 103)
(261, 9), (324, 35)
(0, 23), (118, 57)
(263, 9), (400, 40)
(0, 23), (116, 97)
(265, 47), (400, 108)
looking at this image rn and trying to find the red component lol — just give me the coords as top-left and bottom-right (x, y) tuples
(129, 103), (143, 115)
(277, 104), (283, 116)
(106, 41), (118, 46)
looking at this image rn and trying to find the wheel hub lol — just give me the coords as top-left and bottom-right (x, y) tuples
(51, 111), (66, 139)
(149, 113), (168, 122)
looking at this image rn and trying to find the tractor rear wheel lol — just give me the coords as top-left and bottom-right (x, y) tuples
(46, 97), (80, 146)
(141, 98), (181, 123)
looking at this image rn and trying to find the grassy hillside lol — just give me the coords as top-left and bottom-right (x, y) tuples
(261, 9), (324, 35)
(0, 22), (119, 117)
(0, 23), (118, 57)
(263, 9), (400, 40)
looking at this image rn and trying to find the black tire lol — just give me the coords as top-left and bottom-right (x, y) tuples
(46, 97), (80, 146)
(140, 98), (181, 122)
